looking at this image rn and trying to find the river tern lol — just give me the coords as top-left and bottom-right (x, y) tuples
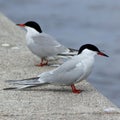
(17, 21), (77, 66)
(4, 44), (108, 93)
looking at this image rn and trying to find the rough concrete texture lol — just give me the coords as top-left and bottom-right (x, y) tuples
(0, 13), (120, 120)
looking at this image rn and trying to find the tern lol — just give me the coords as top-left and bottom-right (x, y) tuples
(4, 44), (108, 94)
(17, 21), (77, 66)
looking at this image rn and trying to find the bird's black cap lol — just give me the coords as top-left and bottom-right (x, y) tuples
(24, 21), (42, 33)
(78, 44), (100, 54)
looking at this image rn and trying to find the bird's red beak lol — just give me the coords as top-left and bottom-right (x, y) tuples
(16, 24), (25, 27)
(97, 52), (109, 57)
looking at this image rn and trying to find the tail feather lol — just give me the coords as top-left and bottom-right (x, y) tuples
(58, 48), (78, 56)
(68, 48), (78, 52)
(5, 77), (40, 85)
(57, 53), (76, 56)
(4, 77), (47, 90)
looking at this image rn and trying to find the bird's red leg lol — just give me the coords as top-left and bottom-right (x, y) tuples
(35, 59), (48, 67)
(71, 84), (82, 94)
(43, 59), (48, 65)
(40, 59), (48, 66)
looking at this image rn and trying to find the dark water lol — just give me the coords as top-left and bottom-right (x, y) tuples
(0, 0), (120, 107)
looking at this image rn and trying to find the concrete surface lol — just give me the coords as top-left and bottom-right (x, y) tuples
(0, 13), (120, 120)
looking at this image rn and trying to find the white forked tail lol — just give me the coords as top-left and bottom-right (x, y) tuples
(4, 77), (47, 90)
(58, 48), (78, 56)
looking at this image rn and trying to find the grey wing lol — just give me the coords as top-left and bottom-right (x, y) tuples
(33, 33), (69, 54)
(39, 58), (84, 85)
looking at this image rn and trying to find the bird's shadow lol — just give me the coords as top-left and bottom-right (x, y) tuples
(18, 88), (73, 93)
(4, 87), (89, 93)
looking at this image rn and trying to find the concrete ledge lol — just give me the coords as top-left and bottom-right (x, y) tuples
(0, 13), (120, 120)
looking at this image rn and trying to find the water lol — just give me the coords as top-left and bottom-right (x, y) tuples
(0, 0), (120, 107)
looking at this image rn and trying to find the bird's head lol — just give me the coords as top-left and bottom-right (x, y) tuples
(17, 21), (42, 33)
(78, 44), (109, 57)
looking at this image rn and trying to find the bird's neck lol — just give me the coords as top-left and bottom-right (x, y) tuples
(77, 49), (96, 70)
(78, 52), (95, 79)
(25, 26), (40, 38)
